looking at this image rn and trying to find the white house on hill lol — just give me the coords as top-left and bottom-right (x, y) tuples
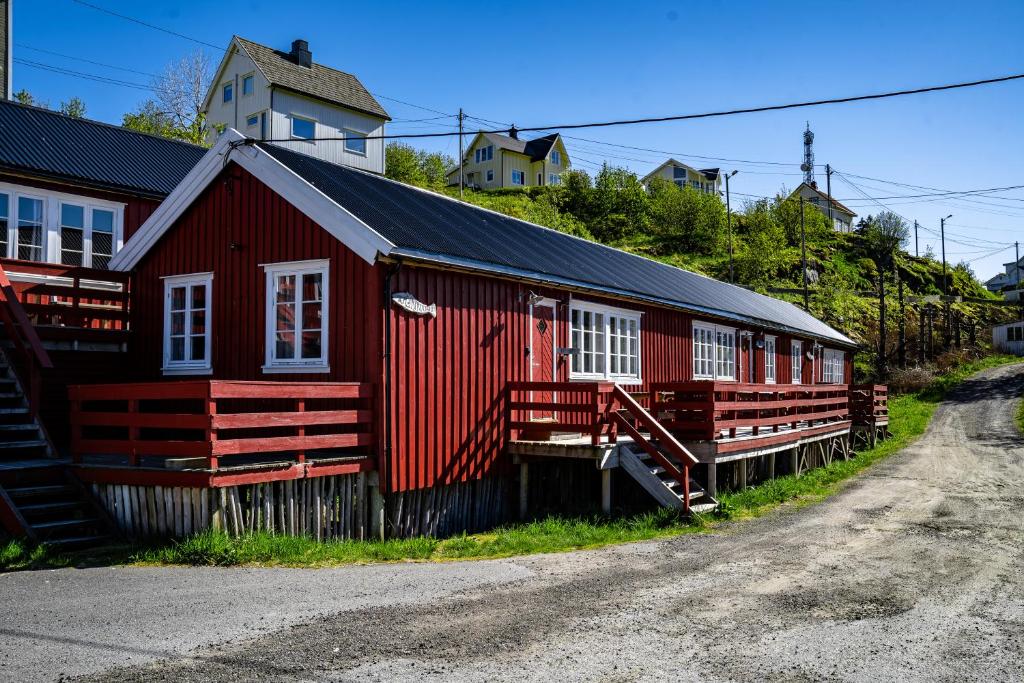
(641, 159), (721, 195)
(788, 182), (857, 233)
(202, 36), (390, 174)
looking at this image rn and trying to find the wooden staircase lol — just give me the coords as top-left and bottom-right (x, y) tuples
(0, 352), (111, 549)
(610, 386), (717, 514)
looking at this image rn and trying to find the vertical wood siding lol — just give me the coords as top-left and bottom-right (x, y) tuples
(129, 164), (381, 383)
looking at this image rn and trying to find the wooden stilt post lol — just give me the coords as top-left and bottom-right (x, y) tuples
(706, 462), (717, 499)
(738, 458), (748, 489)
(768, 452), (776, 479)
(790, 447), (799, 477)
(368, 472), (385, 540)
(601, 469), (612, 515)
(519, 462), (529, 520)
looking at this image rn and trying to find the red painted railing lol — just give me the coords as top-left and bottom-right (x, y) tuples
(507, 381), (616, 445)
(0, 260), (54, 416)
(69, 380), (374, 469)
(650, 382), (850, 441)
(0, 258), (131, 335)
(849, 385), (888, 425)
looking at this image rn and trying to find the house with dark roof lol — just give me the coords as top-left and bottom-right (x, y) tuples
(0, 99), (205, 267)
(446, 131), (570, 189)
(788, 181), (857, 233)
(641, 159), (721, 195)
(202, 36), (390, 174)
(17, 127), (871, 543)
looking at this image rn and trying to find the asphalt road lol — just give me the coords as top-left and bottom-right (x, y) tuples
(4, 364), (1023, 682)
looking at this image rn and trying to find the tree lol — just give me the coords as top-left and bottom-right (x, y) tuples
(384, 143), (454, 190)
(647, 178), (726, 255)
(59, 97), (87, 118)
(14, 89), (49, 109)
(587, 164), (650, 242)
(862, 211), (909, 379)
(123, 49), (212, 145)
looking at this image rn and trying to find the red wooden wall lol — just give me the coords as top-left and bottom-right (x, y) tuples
(128, 164), (381, 383)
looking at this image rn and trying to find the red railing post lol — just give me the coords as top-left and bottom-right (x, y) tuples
(127, 399), (139, 466)
(205, 390), (218, 470)
(296, 398), (307, 463)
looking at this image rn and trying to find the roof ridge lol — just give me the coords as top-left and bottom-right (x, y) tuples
(234, 35), (364, 82)
(0, 99), (205, 150)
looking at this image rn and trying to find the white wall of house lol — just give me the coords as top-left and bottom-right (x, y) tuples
(267, 91), (386, 174)
(993, 323), (1024, 355)
(205, 48), (272, 143)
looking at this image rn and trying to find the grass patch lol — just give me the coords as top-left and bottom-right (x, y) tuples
(3, 355), (1019, 572)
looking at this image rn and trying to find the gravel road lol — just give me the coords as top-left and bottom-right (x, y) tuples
(6, 364), (1024, 682)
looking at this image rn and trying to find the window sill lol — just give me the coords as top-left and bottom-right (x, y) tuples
(262, 364), (330, 375)
(345, 149), (368, 157)
(162, 366), (213, 376)
(568, 375), (642, 385)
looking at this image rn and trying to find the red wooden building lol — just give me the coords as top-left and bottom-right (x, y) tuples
(0, 117), (884, 544)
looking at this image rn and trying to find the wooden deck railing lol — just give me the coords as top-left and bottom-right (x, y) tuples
(650, 382), (850, 441)
(507, 381), (616, 445)
(0, 260), (54, 415)
(0, 258), (130, 335)
(849, 384), (888, 425)
(69, 380), (375, 469)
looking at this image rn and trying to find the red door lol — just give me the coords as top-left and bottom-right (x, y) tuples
(530, 302), (556, 420)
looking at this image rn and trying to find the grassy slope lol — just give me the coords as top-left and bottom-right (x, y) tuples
(2, 355), (1018, 572)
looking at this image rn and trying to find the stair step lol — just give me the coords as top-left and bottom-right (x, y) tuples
(0, 408), (29, 415)
(0, 439), (47, 450)
(32, 517), (99, 531)
(19, 500), (83, 514)
(42, 534), (109, 549)
(649, 465), (665, 475)
(0, 423), (39, 431)
(8, 484), (74, 499)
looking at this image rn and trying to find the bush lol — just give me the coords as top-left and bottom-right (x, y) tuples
(889, 366), (936, 394)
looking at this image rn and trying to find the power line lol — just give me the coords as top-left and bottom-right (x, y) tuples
(14, 43), (157, 77)
(832, 183), (1024, 202)
(14, 58), (154, 91)
(70, 0), (222, 49)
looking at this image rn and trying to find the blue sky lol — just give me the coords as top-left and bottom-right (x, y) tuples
(11, 0), (1024, 281)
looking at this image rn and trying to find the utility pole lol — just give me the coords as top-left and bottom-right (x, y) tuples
(725, 170), (738, 283)
(825, 164), (834, 230)
(940, 214), (952, 348)
(918, 306), (925, 365)
(458, 108), (465, 199)
(800, 197), (809, 311)
(914, 220), (919, 257)
(898, 272), (906, 369)
(1016, 240), (1022, 322)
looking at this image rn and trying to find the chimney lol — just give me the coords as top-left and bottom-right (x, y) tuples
(508, 125), (519, 140)
(290, 39), (312, 68)
(810, 180), (818, 190)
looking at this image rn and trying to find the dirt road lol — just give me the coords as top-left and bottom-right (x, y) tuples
(8, 364), (1024, 682)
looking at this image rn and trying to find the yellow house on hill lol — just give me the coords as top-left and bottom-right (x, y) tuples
(447, 132), (570, 189)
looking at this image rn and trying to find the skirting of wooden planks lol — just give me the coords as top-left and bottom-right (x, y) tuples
(385, 476), (509, 538)
(89, 472), (371, 540)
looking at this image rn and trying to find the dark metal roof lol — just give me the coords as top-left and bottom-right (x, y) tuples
(481, 132), (559, 162)
(258, 143), (855, 346)
(235, 37), (390, 120)
(0, 100), (206, 197)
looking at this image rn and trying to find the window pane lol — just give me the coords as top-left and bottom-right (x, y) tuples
(170, 337), (185, 362)
(276, 331), (295, 360)
(171, 311), (185, 335)
(92, 232), (113, 264)
(17, 226), (42, 261)
(302, 273), (322, 301)
(302, 302), (321, 329)
(18, 197), (43, 225)
(190, 335), (206, 361)
(291, 117), (314, 139)
(243, 75), (254, 95)
(170, 286), (186, 311)
(61, 204), (84, 228)
(301, 331), (322, 359)
(345, 132), (367, 154)
(191, 310), (206, 335)
(93, 209), (114, 234)
(191, 284), (206, 310)
(276, 274), (296, 303)
(276, 303), (295, 331)
(60, 228), (84, 266)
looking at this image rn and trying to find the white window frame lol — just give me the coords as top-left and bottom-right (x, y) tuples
(550, 149), (561, 166)
(262, 259), (330, 374)
(765, 335), (776, 383)
(548, 173), (560, 185)
(511, 169), (525, 186)
(569, 300), (642, 384)
(344, 129), (368, 156)
(162, 272), (213, 376)
(290, 115), (316, 141)
(692, 322), (736, 381)
(486, 169), (494, 182)
(822, 349), (845, 384)
(0, 181), (124, 266)
(222, 82), (233, 103)
(241, 73), (254, 96)
(245, 113), (259, 128)
(791, 340), (803, 384)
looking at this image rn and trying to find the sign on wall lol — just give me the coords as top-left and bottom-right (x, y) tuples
(392, 292), (437, 318)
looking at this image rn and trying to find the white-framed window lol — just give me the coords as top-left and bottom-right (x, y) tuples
(246, 114), (259, 128)
(791, 340), (803, 384)
(0, 182), (124, 267)
(474, 145), (494, 163)
(822, 349), (845, 384)
(222, 82), (233, 103)
(486, 169), (494, 182)
(344, 130), (367, 155)
(17, 195), (44, 261)
(162, 273), (212, 375)
(242, 73), (254, 96)
(1009, 326), (1024, 342)
(693, 322), (736, 380)
(550, 149), (561, 166)
(570, 301), (641, 383)
(291, 115), (315, 140)
(263, 259), (329, 373)
(548, 173), (560, 185)
(764, 335), (776, 383)
(511, 169), (525, 186)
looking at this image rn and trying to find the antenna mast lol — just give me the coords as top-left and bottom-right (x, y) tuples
(800, 122), (815, 185)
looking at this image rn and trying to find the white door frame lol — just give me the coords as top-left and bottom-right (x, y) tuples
(529, 297), (558, 421)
